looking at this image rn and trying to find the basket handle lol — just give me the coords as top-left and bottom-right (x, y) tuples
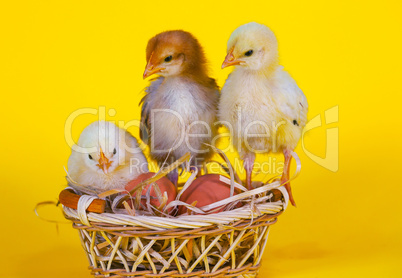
(59, 189), (106, 213)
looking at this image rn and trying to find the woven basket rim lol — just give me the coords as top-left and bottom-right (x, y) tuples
(62, 185), (288, 231)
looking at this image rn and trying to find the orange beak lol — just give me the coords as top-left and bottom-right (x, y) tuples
(143, 52), (165, 79)
(143, 62), (165, 79)
(96, 149), (112, 173)
(222, 49), (242, 69)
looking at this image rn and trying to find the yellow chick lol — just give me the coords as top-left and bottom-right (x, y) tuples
(67, 121), (148, 191)
(219, 22), (308, 206)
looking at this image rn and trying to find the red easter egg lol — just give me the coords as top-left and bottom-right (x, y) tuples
(178, 174), (239, 215)
(125, 172), (177, 210)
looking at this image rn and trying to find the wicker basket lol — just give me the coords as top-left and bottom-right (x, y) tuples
(61, 182), (289, 278)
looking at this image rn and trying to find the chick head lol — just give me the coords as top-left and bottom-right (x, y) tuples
(73, 121), (130, 174)
(143, 30), (207, 79)
(222, 22), (278, 71)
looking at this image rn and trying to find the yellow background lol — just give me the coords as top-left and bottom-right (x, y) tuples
(1, 0), (401, 277)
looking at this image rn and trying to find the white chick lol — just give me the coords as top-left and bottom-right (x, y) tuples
(219, 22), (308, 206)
(67, 121), (148, 191)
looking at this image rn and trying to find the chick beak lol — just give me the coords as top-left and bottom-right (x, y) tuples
(97, 150), (112, 173)
(143, 62), (165, 79)
(222, 49), (241, 69)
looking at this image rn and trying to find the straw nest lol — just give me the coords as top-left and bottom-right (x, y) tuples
(61, 151), (292, 278)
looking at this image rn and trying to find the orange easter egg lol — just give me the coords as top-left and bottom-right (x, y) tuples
(178, 174), (239, 215)
(125, 172), (177, 209)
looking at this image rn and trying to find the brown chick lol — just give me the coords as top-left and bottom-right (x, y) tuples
(140, 30), (219, 185)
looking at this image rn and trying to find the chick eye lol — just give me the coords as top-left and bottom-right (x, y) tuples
(88, 154), (93, 160)
(164, 55), (173, 62)
(113, 148), (116, 155)
(244, 50), (253, 57)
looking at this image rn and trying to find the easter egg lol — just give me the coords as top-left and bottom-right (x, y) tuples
(125, 172), (177, 209)
(178, 174), (239, 215)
